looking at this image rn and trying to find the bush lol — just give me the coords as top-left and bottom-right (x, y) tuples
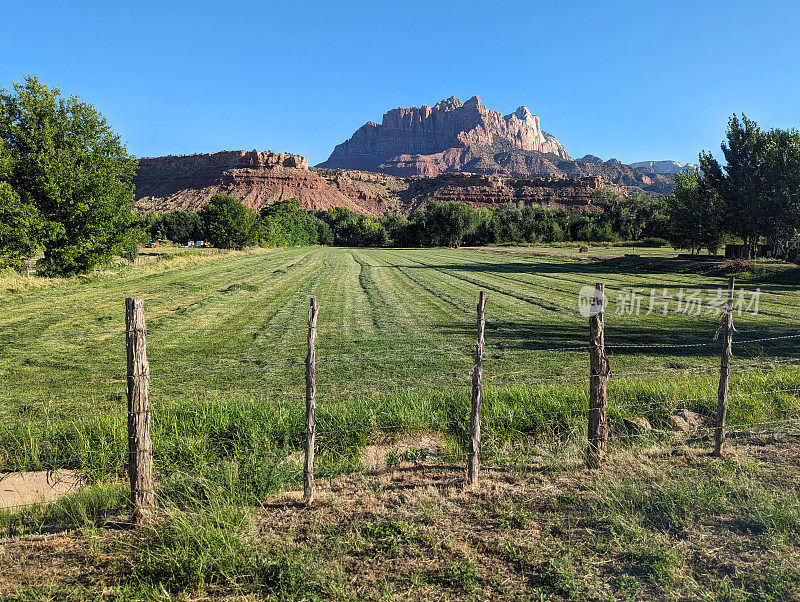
(640, 237), (670, 247)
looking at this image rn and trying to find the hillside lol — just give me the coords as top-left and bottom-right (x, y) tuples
(133, 151), (611, 215)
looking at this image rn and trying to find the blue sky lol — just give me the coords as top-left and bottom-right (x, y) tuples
(2, 1), (799, 166)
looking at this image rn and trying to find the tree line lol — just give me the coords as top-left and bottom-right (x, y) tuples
(144, 189), (670, 250)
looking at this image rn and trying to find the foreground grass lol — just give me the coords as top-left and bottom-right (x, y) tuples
(2, 431), (799, 600)
(1, 245), (799, 504)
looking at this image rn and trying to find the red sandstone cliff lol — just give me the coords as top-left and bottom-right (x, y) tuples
(134, 150), (608, 216)
(134, 150), (398, 215)
(318, 96), (569, 173)
(317, 96), (675, 195)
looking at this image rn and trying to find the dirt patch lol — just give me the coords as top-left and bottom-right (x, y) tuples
(0, 471), (83, 510)
(360, 433), (445, 469)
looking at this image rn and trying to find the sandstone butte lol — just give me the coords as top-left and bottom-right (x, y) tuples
(133, 150), (611, 217)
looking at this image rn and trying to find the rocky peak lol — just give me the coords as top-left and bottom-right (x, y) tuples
(434, 96), (464, 111)
(463, 95), (482, 108)
(513, 106), (533, 119)
(631, 160), (698, 175)
(318, 95), (569, 173)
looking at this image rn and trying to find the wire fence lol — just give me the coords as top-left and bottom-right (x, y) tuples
(2, 279), (799, 520)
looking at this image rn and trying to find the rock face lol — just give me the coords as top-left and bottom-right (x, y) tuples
(315, 169), (606, 214)
(142, 150), (309, 170)
(319, 95), (569, 173)
(134, 151), (382, 214)
(319, 96), (678, 195)
(134, 150), (609, 216)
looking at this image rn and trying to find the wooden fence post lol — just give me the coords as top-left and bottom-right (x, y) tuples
(126, 298), (154, 525)
(304, 296), (319, 505)
(467, 291), (487, 486)
(714, 277), (735, 456)
(587, 283), (610, 469)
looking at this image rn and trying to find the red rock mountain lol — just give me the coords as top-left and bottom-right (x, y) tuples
(318, 95), (569, 175)
(318, 96), (675, 194)
(132, 97), (675, 215)
(133, 150), (608, 216)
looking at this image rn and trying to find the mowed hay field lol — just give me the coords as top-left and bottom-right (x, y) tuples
(2, 246), (800, 478)
(2, 246), (800, 600)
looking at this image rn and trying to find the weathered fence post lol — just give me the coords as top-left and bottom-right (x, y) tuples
(126, 298), (154, 525)
(304, 296), (319, 505)
(713, 277), (735, 456)
(467, 291), (487, 486)
(587, 283), (610, 469)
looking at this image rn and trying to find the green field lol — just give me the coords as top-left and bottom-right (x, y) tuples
(2, 246), (800, 600)
(1, 245), (798, 482)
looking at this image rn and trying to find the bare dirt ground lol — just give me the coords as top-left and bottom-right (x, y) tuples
(0, 470), (83, 510)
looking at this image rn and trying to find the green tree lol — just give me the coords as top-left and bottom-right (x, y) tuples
(0, 76), (138, 275)
(162, 210), (205, 244)
(760, 127), (800, 252)
(665, 169), (724, 254)
(259, 198), (317, 246)
(315, 218), (334, 245)
(417, 201), (477, 247)
(199, 194), (259, 249)
(700, 114), (800, 257)
(0, 140), (42, 264)
(0, 181), (42, 265)
(380, 211), (409, 246)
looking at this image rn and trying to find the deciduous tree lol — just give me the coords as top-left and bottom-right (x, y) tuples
(0, 76), (138, 275)
(199, 194), (259, 249)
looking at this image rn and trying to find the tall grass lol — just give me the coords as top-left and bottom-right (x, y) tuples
(2, 366), (797, 504)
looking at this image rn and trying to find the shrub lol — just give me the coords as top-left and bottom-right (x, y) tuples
(640, 237), (670, 247)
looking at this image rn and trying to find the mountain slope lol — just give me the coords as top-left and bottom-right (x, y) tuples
(133, 151), (607, 216)
(631, 160), (698, 175)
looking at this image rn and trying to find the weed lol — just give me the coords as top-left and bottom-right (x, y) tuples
(497, 505), (533, 529)
(446, 561), (480, 593)
(535, 552), (578, 596)
(629, 547), (682, 583)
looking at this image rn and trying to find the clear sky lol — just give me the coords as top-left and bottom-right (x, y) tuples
(2, 1), (799, 166)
